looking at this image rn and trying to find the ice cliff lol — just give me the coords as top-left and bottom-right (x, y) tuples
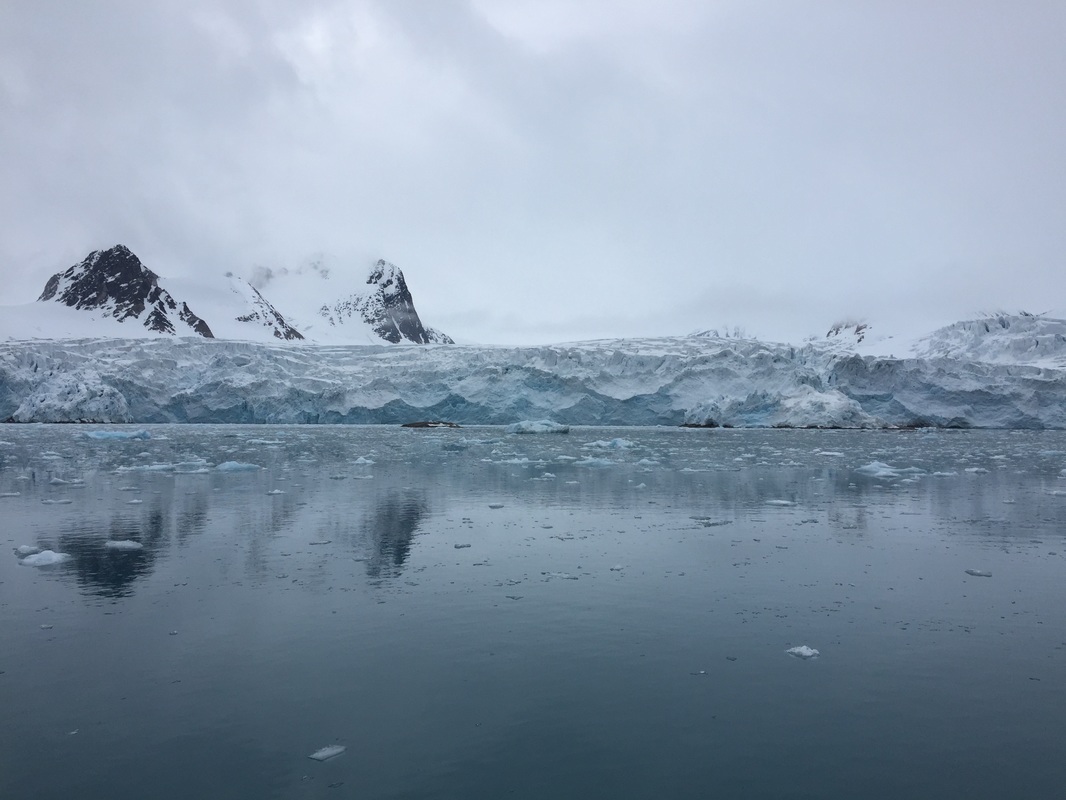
(2, 332), (1065, 427)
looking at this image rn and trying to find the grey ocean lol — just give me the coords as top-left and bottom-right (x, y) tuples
(2, 425), (1065, 799)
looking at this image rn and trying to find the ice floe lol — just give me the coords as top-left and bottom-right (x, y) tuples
(507, 420), (570, 434)
(82, 430), (151, 441)
(19, 550), (71, 566)
(964, 569), (992, 577)
(215, 461), (262, 472)
(308, 745), (346, 761)
(105, 540), (144, 551)
(786, 645), (820, 659)
(855, 461), (901, 479)
(584, 438), (636, 449)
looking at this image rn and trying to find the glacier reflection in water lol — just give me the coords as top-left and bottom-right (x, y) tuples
(1, 425), (1065, 799)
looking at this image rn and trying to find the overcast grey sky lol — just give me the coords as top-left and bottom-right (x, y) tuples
(2, 0), (1064, 344)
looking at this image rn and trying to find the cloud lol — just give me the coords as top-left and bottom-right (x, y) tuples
(2, 0), (1065, 344)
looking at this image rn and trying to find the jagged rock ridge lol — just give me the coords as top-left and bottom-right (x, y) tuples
(39, 245), (214, 338)
(230, 277), (303, 340)
(319, 259), (453, 344)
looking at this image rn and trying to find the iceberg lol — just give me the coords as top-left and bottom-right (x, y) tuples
(82, 429), (151, 441)
(104, 540), (144, 550)
(507, 420), (570, 434)
(786, 645), (820, 659)
(215, 461), (262, 472)
(19, 549), (71, 566)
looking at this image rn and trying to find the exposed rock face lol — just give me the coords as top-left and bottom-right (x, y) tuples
(319, 259), (454, 344)
(39, 245), (213, 337)
(234, 280), (304, 340)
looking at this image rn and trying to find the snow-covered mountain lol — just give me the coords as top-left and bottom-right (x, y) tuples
(1, 245), (450, 345)
(317, 260), (452, 344)
(247, 256), (453, 345)
(37, 245), (214, 337)
(2, 327), (1065, 427)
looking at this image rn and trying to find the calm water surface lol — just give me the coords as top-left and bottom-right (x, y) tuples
(1, 425), (1065, 799)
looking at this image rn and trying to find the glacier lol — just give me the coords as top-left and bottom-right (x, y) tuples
(2, 329), (1066, 427)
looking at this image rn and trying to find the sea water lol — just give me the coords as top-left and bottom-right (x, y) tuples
(1, 425), (1065, 799)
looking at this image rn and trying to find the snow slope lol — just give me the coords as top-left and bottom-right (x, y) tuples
(912, 313), (1066, 368)
(2, 332), (1064, 427)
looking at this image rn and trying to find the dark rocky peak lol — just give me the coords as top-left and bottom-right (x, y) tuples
(39, 245), (213, 337)
(320, 259), (453, 344)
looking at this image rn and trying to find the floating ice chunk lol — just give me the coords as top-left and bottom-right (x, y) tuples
(454, 543), (472, 549)
(507, 420), (570, 434)
(786, 645), (820, 659)
(575, 457), (614, 467)
(855, 461), (900, 479)
(932, 471), (958, 477)
(965, 467), (989, 474)
(765, 499), (794, 506)
(83, 430), (151, 441)
(19, 550), (71, 566)
(215, 461), (262, 472)
(965, 569), (992, 577)
(488, 503), (504, 509)
(49, 477), (71, 486)
(16, 545), (40, 556)
(609, 564), (624, 571)
(127, 499), (143, 505)
(41, 499), (73, 505)
(105, 540), (144, 551)
(267, 489), (285, 495)
(0, 491), (21, 498)
(352, 456), (375, 465)
(308, 745), (346, 761)
(636, 458), (659, 466)
(816, 451), (845, 457)
(584, 438), (636, 449)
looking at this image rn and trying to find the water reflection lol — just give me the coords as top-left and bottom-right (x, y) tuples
(363, 490), (427, 578)
(56, 510), (166, 598)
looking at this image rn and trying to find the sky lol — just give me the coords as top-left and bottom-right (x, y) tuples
(2, 0), (1065, 345)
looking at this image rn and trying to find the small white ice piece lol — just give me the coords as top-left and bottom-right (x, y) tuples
(965, 569), (992, 577)
(786, 645), (820, 660)
(19, 550), (71, 566)
(16, 545), (40, 556)
(308, 745), (346, 761)
(215, 461), (262, 472)
(105, 540), (144, 551)
(267, 489), (285, 495)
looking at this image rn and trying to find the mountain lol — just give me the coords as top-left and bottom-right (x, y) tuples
(4, 245), (450, 345)
(38, 245), (214, 337)
(317, 260), (453, 344)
